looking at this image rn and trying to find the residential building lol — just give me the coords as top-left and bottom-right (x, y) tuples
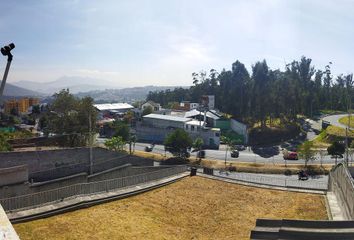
(173, 101), (200, 111)
(141, 101), (161, 112)
(4, 98), (40, 114)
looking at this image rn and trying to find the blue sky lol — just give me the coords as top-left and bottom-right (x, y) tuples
(1, 0), (353, 87)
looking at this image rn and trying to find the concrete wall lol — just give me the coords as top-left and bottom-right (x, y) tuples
(0, 147), (153, 183)
(0, 165), (28, 187)
(30, 173), (88, 193)
(329, 163), (354, 220)
(230, 119), (248, 144)
(88, 165), (169, 182)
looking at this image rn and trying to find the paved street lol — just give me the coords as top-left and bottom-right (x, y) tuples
(96, 113), (354, 166)
(323, 114), (353, 130)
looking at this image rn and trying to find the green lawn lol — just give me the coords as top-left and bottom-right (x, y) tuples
(339, 116), (354, 128)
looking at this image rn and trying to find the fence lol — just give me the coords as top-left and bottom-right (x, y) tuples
(0, 166), (187, 212)
(207, 169), (328, 190)
(329, 163), (354, 220)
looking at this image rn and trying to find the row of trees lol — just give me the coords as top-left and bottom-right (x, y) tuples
(147, 57), (353, 127)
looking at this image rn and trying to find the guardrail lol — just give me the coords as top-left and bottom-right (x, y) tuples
(205, 169), (328, 190)
(0, 166), (187, 212)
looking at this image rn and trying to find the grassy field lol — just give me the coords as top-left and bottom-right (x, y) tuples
(339, 116), (354, 128)
(326, 125), (354, 138)
(15, 177), (328, 240)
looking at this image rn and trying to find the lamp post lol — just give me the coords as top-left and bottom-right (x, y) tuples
(0, 43), (15, 104)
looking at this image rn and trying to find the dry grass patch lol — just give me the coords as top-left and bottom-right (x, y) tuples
(15, 177), (327, 240)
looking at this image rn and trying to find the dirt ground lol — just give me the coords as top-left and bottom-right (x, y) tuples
(14, 177), (328, 240)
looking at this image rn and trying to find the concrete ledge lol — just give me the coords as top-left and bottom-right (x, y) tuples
(8, 172), (189, 223)
(0, 205), (19, 239)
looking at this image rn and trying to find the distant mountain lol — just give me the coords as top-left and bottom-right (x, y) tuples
(3, 83), (44, 97)
(75, 85), (188, 103)
(12, 76), (116, 95)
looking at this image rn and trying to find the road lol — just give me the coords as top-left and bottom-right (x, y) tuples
(96, 114), (354, 165)
(323, 114), (353, 130)
(97, 137), (335, 165)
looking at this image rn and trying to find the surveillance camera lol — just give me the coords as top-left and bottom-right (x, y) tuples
(1, 43), (15, 56)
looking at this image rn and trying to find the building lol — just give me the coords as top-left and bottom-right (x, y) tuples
(201, 95), (215, 110)
(94, 103), (134, 118)
(141, 101), (161, 112)
(136, 113), (220, 149)
(173, 101), (200, 111)
(4, 98), (40, 114)
(184, 109), (222, 127)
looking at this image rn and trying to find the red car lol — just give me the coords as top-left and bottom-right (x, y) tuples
(283, 151), (298, 160)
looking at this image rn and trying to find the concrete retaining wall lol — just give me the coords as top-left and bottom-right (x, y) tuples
(230, 119), (248, 144)
(0, 165), (28, 187)
(328, 163), (354, 220)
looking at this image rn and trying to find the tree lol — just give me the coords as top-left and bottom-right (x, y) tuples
(142, 106), (153, 116)
(327, 141), (345, 165)
(193, 137), (204, 160)
(112, 121), (130, 142)
(164, 129), (192, 158)
(0, 133), (12, 152)
(104, 136), (125, 152)
(47, 89), (98, 147)
(128, 134), (137, 154)
(221, 136), (235, 167)
(297, 141), (315, 167)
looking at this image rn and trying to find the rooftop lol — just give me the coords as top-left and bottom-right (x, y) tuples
(184, 109), (221, 120)
(143, 113), (191, 122)
(94, 103), (134, 111)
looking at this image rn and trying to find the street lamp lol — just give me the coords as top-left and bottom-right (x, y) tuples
(0, 43), (15, 104)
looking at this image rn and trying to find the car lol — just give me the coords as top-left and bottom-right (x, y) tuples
(283, 151), (298, 160)
(234, 145), (246, 151)
(230, 150), (239, 158)
(298, 170), (309, 180)
(144, 144), (155, 152)
(197, 150), (206, 158)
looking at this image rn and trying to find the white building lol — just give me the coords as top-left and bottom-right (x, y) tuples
(138, 113), (220, 149)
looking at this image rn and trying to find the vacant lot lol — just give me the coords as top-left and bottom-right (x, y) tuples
(15, 177), (327, 240)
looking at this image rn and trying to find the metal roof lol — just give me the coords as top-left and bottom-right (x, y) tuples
(143, 113), (191, 122)
(94, 103), (134, 111)
(184, 109), (221, 120)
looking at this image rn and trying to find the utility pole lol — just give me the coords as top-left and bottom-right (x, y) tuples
(89, 112), (93, 175)
(345, 75), (352, 167)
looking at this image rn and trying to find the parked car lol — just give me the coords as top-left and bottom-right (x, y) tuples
(145, 144), (155, 152)
(298, 170), (309, 180)
(234, 145), (246, 151)
(197, 150), (206, 158)
(231, 149), (239, 158)
(283, 151), (298, 160)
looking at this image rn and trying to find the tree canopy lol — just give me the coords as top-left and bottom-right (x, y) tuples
(46, 89), (98, 146)
(164, 129), (192, 158)
(147, 57), (353, 126)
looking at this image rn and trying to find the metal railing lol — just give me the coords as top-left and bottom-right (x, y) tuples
(210, 170), (328, 190)
(0, 166), (187, 212)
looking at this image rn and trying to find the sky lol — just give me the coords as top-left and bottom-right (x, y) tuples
(0, 0), (354, 88)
